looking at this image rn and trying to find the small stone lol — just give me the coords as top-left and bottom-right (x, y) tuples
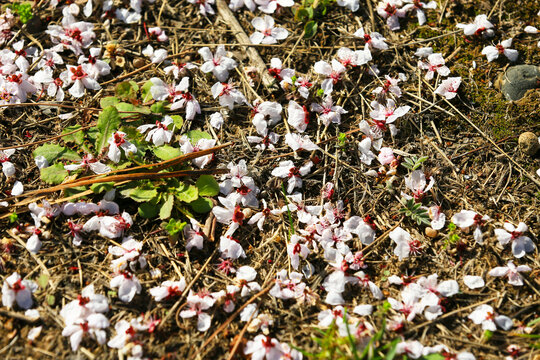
(425, 227), (438, 238)
(133, 58), (146, 69)
(501, 65), (540, 101)
(518, 132), (539, 156)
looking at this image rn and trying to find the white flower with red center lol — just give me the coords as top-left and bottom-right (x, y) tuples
(451, 210), (490, 244)
(170, 78), (201, 120)
(150, 278), (187, 301)
(435, 77), (461, 99)
(226, 179), (260, 208)
(178, 135), (217, 169)
(4, 71), (37, 102)
(255, 0), (294, 14)
(61, 313), (110, 352)
(482, 39), (519, 62)
(109, 271), (142, 303)
(457, 14), (494, 37)
(286, 100), (310, 133)
(108, 236), (147, 272)
(0, 149), (15, 177)
(387, 283), (425, 322)
(268, 57), (294, 83)
(199, 46), (237, 82)
(164, 61), (198, 79)
(378, 147), (395, 165)
(46, 19), (95, 55)
(60, 64), (101, 98)
(370, 99), (410, 136)
(376, 0), (407, 31)
(107, 318), (149, 349)
(287, 235), (310, 270)
(211, 81), (246, 110)
(252, 101), (282, 135)
(244, 334), (284, 360)
(314, 59), (347, 95)
(12, 40), (37, 72)
(148, 26), (168, 42)
(354, 27), (389, 50)
(219, 235), (246, 259)
(250, 15), (289, 45)
(187, 0), (215, 16)
(373, 74), (406, 98)
(235, 266), (261, 297)
(403, 0), (437, 25)
(284, 133), (320, 152)
(336, 47), (359, 67)
(247, 199), (282, 230)
(67, 220), (85, 246)
(269, 269), (306, 300)
(318, 306), (348, 327)
(396, 341), (424, 359)
(494, 222), (535, 258)
(64, 154), (111, 174)
(1, 272), (38, 310)
(33, 68), (66, 101)
(390, 226), (422, 260)
(311, 95), (348, 127)
(355, 271), (384, 299)
(417, 274), (459, 320)
(247, 132), (281, 152)
(184, 218), (205, 251)
(318, 227), (353, 254)
(342, 216), (376, 245)
(78, 47), (111, 79)
(142, 44), (168, 63)
(60, 284), (109, 326)
(180, 290), (218, 332)
(428, 205), (446, 230)
(404, 169), (435, 201)
(212, 196), (246, 237)
(468, 304), (513, 331)
(418, 53), (450, 80)
(107, 131), (137, 163)
(271, 160), (313, 194)
(488, 261), (531, 286)
(137, 116), (174, 146)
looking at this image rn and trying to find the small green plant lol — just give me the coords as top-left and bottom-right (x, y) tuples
(6, 2), (33, 24)
(401, 156), (428, 171)
(295, 0), (336, 38)
(337, 132), (347, 149)
(399, 198), (431, 226)
(443, 222), (460, 249)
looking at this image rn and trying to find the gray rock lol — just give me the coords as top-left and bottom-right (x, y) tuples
(501, 65), (540, 101)
(518, 132), (539, 156)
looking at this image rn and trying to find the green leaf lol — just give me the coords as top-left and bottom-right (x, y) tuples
(40, 163), (68, 184)
(160, 194), (174, 220)
(37, 274), (49, 289)
(7, 212), (18, 223)
(128, 187), (158, 202)
(138, 197), (160, 218)
(304, 21), (318, 39)
(141, 80), (154, 103)
(46, 294), (55, 306)
(186, 130), (212, 143)
(115, 81), (139, 101)
(171, 115), (184, 129)
(196, 175), (219, 197)
(153, 145), (183, 161)
(190, 196), (213, 213)
(150, 101), (166, 114)
(90, 182), (115, 194)
(165, 218), (186, 236)
(100, 96), (120, 108)
(96, 106), (121, 153)
(64, 186), (88, 198)
(176, 183), (198, 203)
(61, 125), (85, 145)
(423, 354), (445, 360)
(115, 102), (151, 118)
(33, 144), (80, 163)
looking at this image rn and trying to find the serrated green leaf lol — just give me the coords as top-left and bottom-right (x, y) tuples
(40, 163), (68, 184)
(190, 196), (213, 213)
(176, 183), (198, 203)
(196, 175), (219, 197)
(96, 106), (121, 153)
(165, 218), (186, 236)
(186, 130), (212, 143)
(33, 144), (80, 163)
(128, 187), (158, 202)
(61, 125), (85, 145)
(91, 182), (115, 194)
(160, 194), (174, 220)
(100, 96), (120, 108)
(153, 145), (183, 161)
